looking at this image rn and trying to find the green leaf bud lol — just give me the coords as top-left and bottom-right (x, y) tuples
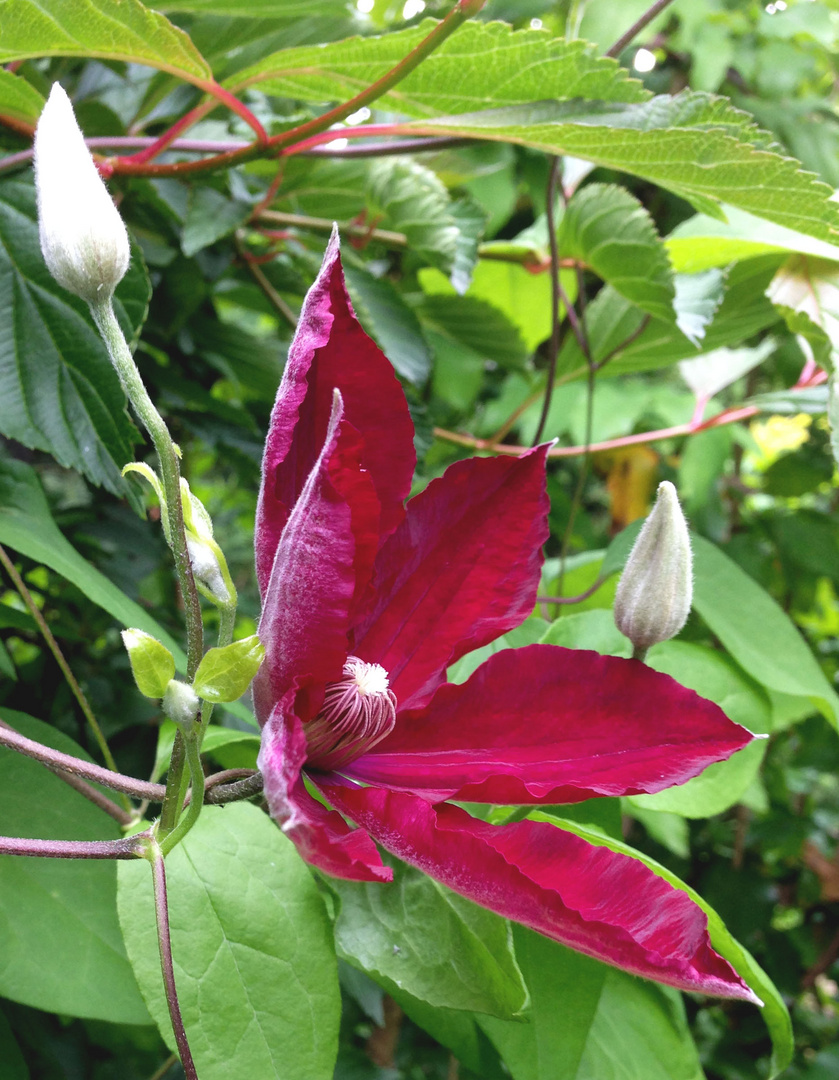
(34, 84), (130, 304)
(121, 629), (176, 699)
(192, 634), (266, 703)
(614, 481), (693, 652)
(162, 679), (200, 728)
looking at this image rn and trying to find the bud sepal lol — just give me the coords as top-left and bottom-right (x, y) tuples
(121, 629), (176, 699)
(192, 635), (265, 703)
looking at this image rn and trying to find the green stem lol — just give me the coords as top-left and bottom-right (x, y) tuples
(90, 299), (204, 842)
(159, 732), (205, 855)
(632, 644), (649, 662)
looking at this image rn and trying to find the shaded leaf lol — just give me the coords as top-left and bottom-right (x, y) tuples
(0, 69), (44, 124)
(344, 264), (432, 385)
(420, 294), (528, 369)
(182, 186), (251, 257)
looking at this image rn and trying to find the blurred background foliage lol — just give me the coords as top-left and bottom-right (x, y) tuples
(3, 0), (839, 1077)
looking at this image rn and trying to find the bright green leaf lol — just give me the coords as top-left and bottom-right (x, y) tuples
(331, 856), (528, 1019)
(0, 710), (150, 1025)
(121, 629), (176, 699)
(192, 634), (265, 703)
(420, 294), (529, 369)
(0, 0), (212, 82)
(117, 803), (340, 1080)
(228, 23), (649, 115)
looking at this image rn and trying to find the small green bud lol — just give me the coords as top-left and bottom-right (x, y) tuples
(187, 536), (231, 605)
(162, 679), (200, 728)
(121, 629), (176, 699)
(192, 634), (265, 703)
(614, 481), (693, 652)
(34, 83), (130, 303)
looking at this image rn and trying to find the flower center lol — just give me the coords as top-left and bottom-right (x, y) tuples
(304, 656), (397, 770)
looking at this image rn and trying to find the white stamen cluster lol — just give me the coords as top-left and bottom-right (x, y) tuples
(305, 656), (397, 770)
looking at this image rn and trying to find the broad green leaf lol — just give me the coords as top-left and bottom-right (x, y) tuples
(419, 259), (557, 353)
(0, 456), (184, 665)
(160, 0), (348, 16)
(667, 205), (839, 274)
(0, 69), (43, 124)
(0, 1007), (28, 1080)
(192, 633), (265, 703)
(122, 629), (176, 699)
(449, 194), (488, 294)
(672, 267), (726, 346)
(117, 803), (340, 1080)
(330, 856), (527, 1019)
(559, 183), (675, 323)
(390, 991), (506, 1078)
(181, 187), (251, 257)
(0, 0), (212, 82)
(0, 709), (150, 1025)
(747, 385), (828, 415)
(630, 642), (771, 818)
(419, 294), (529, 370)
(344, 264), (432, 385)
(0, 178), (149, 498)
(530, 815), (792, 1078)
(479, 928), (703, 1080)
(448, 616), (550, 685)
(228, 23), (649, 115)
(540, 608), (630, 656)
(407, 94), (839, 245)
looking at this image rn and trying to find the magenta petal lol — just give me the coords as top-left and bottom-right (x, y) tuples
(258, 701), (391, 883)
(321, 782), (757, 1000)
(352, 448), (550, 711)
(255, 230), (415, 595)
(253, 392), (355, 724)
(345, 644), (755, 803)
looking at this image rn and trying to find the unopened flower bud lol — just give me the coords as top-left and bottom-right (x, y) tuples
(162, 679), (200, 728)
(614, 481), (693, 652)
(34, 83), (130, 304)
(187, 536), (231, 605)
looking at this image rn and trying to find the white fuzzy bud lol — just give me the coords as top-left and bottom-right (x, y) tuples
(34, 83), (130, 303)
(187, 536), (230, 605)
(614, 481), (693, 652)
(162, 679), (200, 728)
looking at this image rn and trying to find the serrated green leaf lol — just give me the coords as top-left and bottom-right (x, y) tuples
(122, 628), (176, 699)
(331, 855), (528, 1019)
(0, 178), (149, 497)
(406, 93), (839, 245)
(0, 68), (43, 124)
(366, 157), (460, 280)
(0, 0), (212, 82)
(560, 183), (675, 322)
(344, 264), (432, 385)
(672, 267), (726, 346)
(117, 803), (340, 1080)
(193, 633), (265, 703)
(678, 340), (776, 401)
(0, 709), (150, 1025)
(228, 23), (649, 115)
(449, 194), (487, 294)
(527, 815), (792, 1079)
(557, 258), (778, 379)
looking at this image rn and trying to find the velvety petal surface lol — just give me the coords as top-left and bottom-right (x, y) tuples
(258, 700), (390, 883)
(320, 782), (757, 1001)
(345, 644), (755, 803)
(352, 449), (550, 712)
(255, 229), (415, 595)
(254, 392), (361, 724)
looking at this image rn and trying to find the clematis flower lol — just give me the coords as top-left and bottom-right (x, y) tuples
(253, 230), (758, 1001)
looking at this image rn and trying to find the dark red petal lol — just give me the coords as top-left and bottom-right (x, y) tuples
(320, 783), (757, 1001)
(255, 229), (415, 595)
(345, 644), (755, 803)
(258, 699), (391, 883)
(253, 392), (355, 724)
(352, 448), (550, 711)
